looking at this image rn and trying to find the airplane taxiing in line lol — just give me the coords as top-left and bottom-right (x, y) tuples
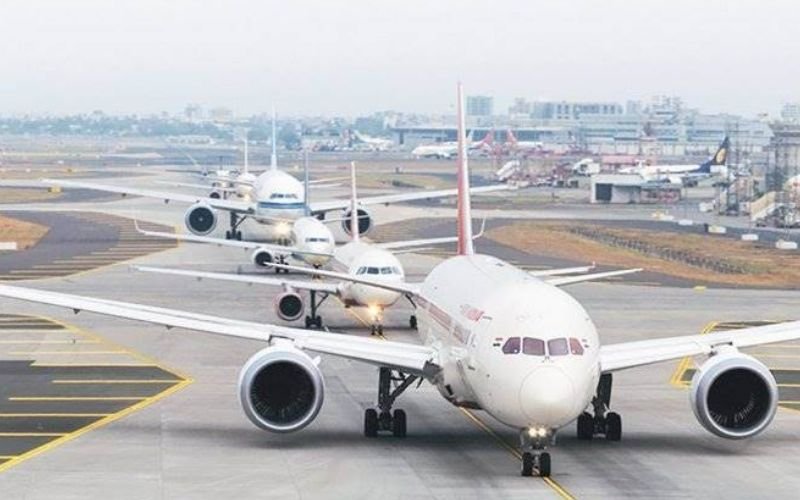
(0, 85), (794, 479)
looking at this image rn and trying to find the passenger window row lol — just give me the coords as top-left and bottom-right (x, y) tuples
(501, 336), (584, 356)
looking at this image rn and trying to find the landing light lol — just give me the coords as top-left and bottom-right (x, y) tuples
(527, 426), (548, 438)
(275, 222), (291, 237)
(368, 304), (381, 319)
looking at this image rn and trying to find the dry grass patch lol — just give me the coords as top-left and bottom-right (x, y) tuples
(488, 221), (800, 288)
(0, 214), (49, 250)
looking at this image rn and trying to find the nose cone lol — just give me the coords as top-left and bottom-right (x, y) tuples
(520, 366), (575, 426)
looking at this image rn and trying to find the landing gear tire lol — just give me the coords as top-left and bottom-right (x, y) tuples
(391, 409), (406, 438)
(225, 230), (232, 240)
(521, 452), (534, 477)
(304, 315), (322, 329)
(577, 412), (594, 440)
(538, 453), (551, 477)
(409, 315), (417, 330)
(364, 409), (378, 438)
(606, 412), (622, 441)
(235, 230), (242, 241)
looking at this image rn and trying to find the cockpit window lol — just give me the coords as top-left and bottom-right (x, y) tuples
(356, 267), (366, 275)
(392, 267), (402, 275)
(367, 267), (379, 275)
(569, 338), (585, 355)
(502, 337), (521, 355)
(305, 237), (330, 243)
(548, 338), (569, 356)
(380, 267), (394, 275)
(269, 193), (298, 200)
(522, 337), (545, 356)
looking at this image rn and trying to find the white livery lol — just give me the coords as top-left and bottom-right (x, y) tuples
(0, 87), (795, 480)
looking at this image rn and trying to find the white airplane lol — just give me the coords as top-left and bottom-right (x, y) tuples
(134, 162), (485, 333)
(43, 121), (511, 241)
(411, 131), (493, 159)
(347, 130), (394, 152)
(505, 129), (543, 154)
(619, 136), (730, 184)
(0, 86), (791, 480)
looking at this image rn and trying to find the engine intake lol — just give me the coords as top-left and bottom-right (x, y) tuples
(184, 203), (218, 236)
(238, 345), (324, 432)
(251, 248), (274, 267)
(690, 350), (778, 439)
(275, 291), (304, 321)
(341, 208), (372, 236)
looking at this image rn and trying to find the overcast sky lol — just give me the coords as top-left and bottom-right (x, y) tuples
(0, 0), (795, 117)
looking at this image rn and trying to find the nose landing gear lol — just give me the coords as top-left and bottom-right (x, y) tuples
(519, 428), (554, 477)
(577, 373), (622, 441)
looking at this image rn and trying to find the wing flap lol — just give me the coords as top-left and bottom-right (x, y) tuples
(600, 320), (800, 373)
(0, 284), (437, 375)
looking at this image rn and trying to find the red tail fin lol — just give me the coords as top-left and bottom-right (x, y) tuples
(456, 83), (474, 256)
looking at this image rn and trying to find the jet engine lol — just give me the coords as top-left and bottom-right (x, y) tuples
(341, 208), (372, 236)
(275, 291), (304, 321)
(209, 191), (222, 199)
(238, 344), (325, 432)
(184, 203), (218, 236)
(251, 248), (274, 267)
(690, 349), (778, 439)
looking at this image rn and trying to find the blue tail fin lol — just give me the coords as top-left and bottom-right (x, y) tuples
(697, 136), (729, 173)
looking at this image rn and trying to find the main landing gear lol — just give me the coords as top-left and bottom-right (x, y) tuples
(225, 212), (245, 240)
(577, 373), (622, 441)
(304, 290), (328, 329)
(363, 367), (417, 438)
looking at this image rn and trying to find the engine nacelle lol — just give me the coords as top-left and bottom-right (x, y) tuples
(209, 191), (222, 199)
(341, 208), (373, 236)
(251, 248), (274, 267)
(275, 291), (304, 321)
(238, 344), (324, 432)
(690, 349), (778, 439)
(184, 203), (218, 236)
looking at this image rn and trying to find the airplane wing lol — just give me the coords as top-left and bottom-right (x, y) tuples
(529, 265), (595, 277)
(42, 179), (254, 214)
(154, 181), (239, 192)
(308, 184), (513, 214)
(600, 320), (800, 373)
(375, 219), (486, 251)
(544, 268), (642, 286)
(0, 284), (438, 376)
(134, 225), (333, 258)
(133, 266), (341, 295)
(270, 263), (421, 296)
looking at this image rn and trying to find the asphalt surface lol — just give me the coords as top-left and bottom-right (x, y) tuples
(0, 211), (176, 282)
(0, 176), (798, 498)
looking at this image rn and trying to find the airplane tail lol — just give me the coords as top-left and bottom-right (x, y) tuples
(697, 136), (729, 173)
(456, 83), (474, 256)
(243, 137), (249, 175)
(303, 149), (311, 216)
(349, 161), (360, 243)
(506, 129), (518, 147)
(270, 107), (278, 170)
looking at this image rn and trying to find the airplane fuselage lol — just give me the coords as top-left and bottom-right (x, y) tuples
(251, 170), (308, 222)
(416, 254), (599, 432)
(333, 241), (405, 309)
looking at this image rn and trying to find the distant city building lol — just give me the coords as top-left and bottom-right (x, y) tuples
(508, 97), (532, 116)
(781, 103), (800, 123)
(466, 95), (493, 117)
(184, 104), (203, 122)
(209, 107), (234, 123)
(531, 101), (623, 120)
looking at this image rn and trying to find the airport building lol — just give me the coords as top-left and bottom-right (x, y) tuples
(466, 95), (494, 117)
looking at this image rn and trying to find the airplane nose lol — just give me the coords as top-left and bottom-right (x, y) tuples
(519, 366), (575, 426)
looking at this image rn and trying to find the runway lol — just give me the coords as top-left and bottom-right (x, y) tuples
(0, 184), (799, 498)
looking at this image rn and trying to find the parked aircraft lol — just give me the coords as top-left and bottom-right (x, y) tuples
(619, 136), (729, 185)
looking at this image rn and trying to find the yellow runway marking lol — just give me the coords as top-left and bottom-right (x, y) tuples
(52, 379), (179, 384)
(0, 456), (18, 460)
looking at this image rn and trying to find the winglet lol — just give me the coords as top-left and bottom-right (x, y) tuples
(303, 149), (311, 216)
(456, 82), (474, 256)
